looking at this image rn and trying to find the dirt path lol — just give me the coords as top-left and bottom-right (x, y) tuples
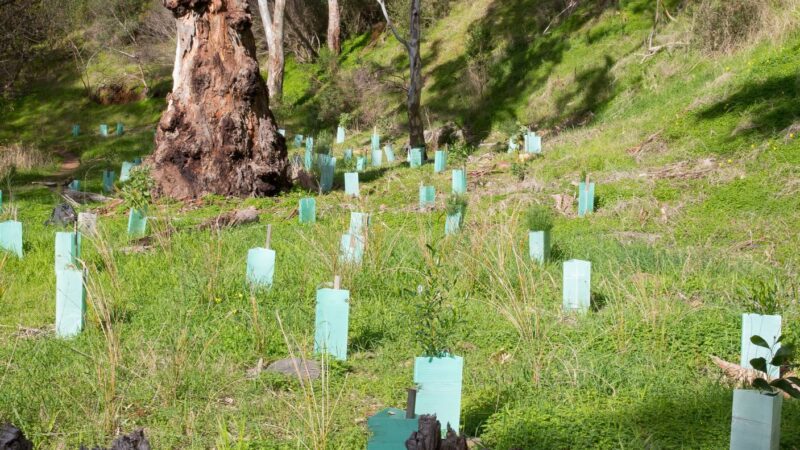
(52, 148), (80, 177)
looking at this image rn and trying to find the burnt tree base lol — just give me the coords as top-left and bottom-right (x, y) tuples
(405, 415), (467, 450)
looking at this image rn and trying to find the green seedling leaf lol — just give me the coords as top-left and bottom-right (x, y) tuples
(753, 377), (773, 393)
(770, 379), (800, 399)
(776, 335), (785, 344)
(750, 335), (771, 349)
(750, 357), (768, 374)
(771, 344), (796, 367)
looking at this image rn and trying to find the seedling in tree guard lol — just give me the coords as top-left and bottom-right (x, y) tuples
(247, 224), (276, 288)
(314, 275), (350, 360)
(749, 335), (800, 398)
(527, 204), (553, 264)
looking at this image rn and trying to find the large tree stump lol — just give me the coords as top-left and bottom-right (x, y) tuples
(150, 0), (291, 199)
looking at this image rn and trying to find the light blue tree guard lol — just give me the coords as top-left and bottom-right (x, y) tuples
(356, 156), (367, 172)
(344, 148), (353, 162)
(345, 172), (360, 197)
(384, 145), (395, 163)
(0, 220), (23, 258)
(127, 208), (147, 237)
(99, 124), (109, 137)
(336, 126), (346, 143)
(318, 155), (336, 193)
(524, 132), (542, 154)
(278, 129), (286, 136)
(314, 287), (350, 360)
(55, 268), (85, 338)
(55, 232), (81, 273)
(246, 247), (276, 288)
(371, 133), (380, 152)
(730, 389), (782, 450)
(563, 259), (591, 312)
(349, 212), (370, 236)
(306, 136), (315, 153)
(304, 148), (314, 171)
(120, 161), (135, 182)
(294, 134), (304, 147)
(0, 190), (3, 212)
(507, 137), (519, 153)
(339, 233), (365, 264)
(409, 148), (423, 168)
(741, 313), (781, 378)
(132, 157), (142, 165)
(577, 182), (595, 217)
(101, 170), (114, 193)
(445, 211), (463, 235)
(434, 150), (447, 173)
(419, 186), (435, 209)
(414, 355), (464, 433)
(68, 180), (80, 191)
(451, 169), (467, 194)
(72, 124), (80, 137)
(367, 407), (419, 450)
(372, 149), (383, 167)
(299, 198), (316, 224)
(116, 123), (124, 136)
(529, 230), (551, 264)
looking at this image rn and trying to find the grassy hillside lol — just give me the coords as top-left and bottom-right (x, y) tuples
(1, 0), (800, 448)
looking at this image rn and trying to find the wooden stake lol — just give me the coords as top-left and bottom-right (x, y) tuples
(265, 224), (272, 249)
(333, 275), (341, 290)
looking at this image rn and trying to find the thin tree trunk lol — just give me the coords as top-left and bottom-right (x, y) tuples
(257, 0), (286, 100)
(327, 0), (341, 54)
(151, 0), (290, 199)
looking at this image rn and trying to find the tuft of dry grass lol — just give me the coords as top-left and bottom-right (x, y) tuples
(0, 143), (53, 176)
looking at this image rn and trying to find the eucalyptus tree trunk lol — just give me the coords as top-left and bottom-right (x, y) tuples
(327, 0), (341, 54)
(151, 0), (290, 199)
(377, 0), (426, 158)
(257, 0), (286, 100)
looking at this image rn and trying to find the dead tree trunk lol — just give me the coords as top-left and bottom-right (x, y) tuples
(327, 0), (341, 54)
(377, 0), (426, 158)
(151, 0), (290, 199)
(257, 0), (286, 100)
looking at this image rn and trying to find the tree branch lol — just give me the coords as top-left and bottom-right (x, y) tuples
(376, 0), (409, 50)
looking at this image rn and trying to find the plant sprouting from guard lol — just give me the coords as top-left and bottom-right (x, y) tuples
(414, 241), (461, 358)
(120, 166), (154, 212)
(338, 112), (353, 128)
(749, 334), (800, 398)
(445, 193), (467, 216)
(739, 277), (793, 316)
(526, 204), (554, 232)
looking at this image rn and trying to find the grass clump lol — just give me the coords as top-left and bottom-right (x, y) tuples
(525, 204), (553, 232)
(415, 242), (461, 358)
(738, 277), (795, 315)
(445, 193), (467, 216)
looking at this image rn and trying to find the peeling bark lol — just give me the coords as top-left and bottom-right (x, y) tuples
(327, 0), (340, 54)
(151, 0), (290, 199)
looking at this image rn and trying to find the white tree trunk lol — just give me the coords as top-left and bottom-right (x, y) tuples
(257, 0), (286, 100)
(327, 0), (341, 54)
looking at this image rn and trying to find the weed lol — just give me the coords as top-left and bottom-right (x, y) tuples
(525, 205), (554, 232)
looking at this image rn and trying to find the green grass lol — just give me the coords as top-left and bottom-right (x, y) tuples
(2, 1), (800, 448)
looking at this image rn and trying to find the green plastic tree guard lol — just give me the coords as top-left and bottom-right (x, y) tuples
(246, 247), (276, 288)
(339, 233), (365, 264)
(337, 126), (346, 143)
(72, 124), (80, 137)
(529, 230), (550, 264)
(102, 170), (115, 193)
(319, 155), (336, 193)
(507, 137), (518, 153)
(99, 124), (109, 137)
(127, 208), (147, 237)
(278, 129), (286, 136)
(741, 313), (782, 378)
(68, 180), (80, 191)
(344, 148), (353, 162)
(314, 287), (350, 360)
(434, 150), (447, 173)
(577, 182), (595, 217)
(409, 148), (423, 168)
(384, 145), (395, 163)
(55, 267), (86, 338)
(294, 134), (304, 147)
(349, 212), (370, 236)
(452, 169), (467, 194)
(116, 123), (124, 136)
(345, 172), (360, 197)
(367, 408), (419, 450)
(55, 232), (81, 273)
(445, 210), (463, 235)
(0, 220), (23, 258)
(299, 198), (316, 224)
(356, 156), (367, 172)
(414, 355), (464, 433)
(372, 149), (383, 167)
(419, 186), (435, 209)
(372, 133), (380, 152)
(120, 161), (135, 182)
(730, 389), (781, 450)
(563, 259), (591, 312)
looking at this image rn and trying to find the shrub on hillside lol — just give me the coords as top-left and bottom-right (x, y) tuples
(692, 0), (768, 52)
